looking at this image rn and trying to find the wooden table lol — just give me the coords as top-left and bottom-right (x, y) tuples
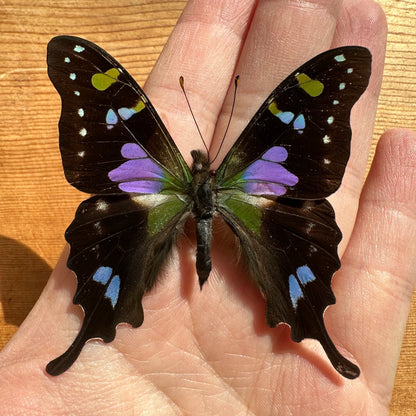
(0, 1), (414, 413)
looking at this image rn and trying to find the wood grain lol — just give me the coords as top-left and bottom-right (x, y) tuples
(0, 0), (414, 413)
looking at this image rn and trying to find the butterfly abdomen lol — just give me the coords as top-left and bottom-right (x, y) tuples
(190, 150), (217, 288)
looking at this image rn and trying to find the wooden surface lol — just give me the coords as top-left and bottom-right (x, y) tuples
(0, 0), (414, 413)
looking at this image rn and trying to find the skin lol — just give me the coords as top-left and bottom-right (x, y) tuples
(1, 0), (416, 414)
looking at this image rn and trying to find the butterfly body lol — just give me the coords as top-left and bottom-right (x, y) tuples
(189, 150), (216, 287)
(46, 36), (371, 378)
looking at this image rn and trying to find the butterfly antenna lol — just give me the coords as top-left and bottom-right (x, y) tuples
(210, 75), (239, 165)
(179, 76), (209, 157)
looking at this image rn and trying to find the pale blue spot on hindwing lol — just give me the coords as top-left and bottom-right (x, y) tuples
(64, 57), (70, 63)
(105, 275), (120, 308)
(347, 68), (353, 74)
(92, 266), (113, 285)
(289, 265), (316, 309)
(289, 274), (303, 309)
(339, 82), (346, 90)
(296, 265), (316, 285)
(92, 267), (120, 308)
(70, 73), (76, 80)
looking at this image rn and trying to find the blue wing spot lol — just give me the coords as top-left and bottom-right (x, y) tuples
(339, 82), (346, 90)
(69, 73), (76, 80)
(327, 116), (334, 125)
(293, 114), (305, 130)
(296, 265), (316, 285)
(118, 107), (136, 121)
(105, 275), (120, 308)
(78, 108), (84, 117)
(289, 274), (303, 309)
(74, 90), (80, 96)
(333, 100), (339, 105)
(92, 266), (113, 285)
(106, 108), (118, 129)
(64, 57), (70, 63)
(347, 68), (353, 74)
(289, 265), (317, 309)
(276, 111), (295, 124)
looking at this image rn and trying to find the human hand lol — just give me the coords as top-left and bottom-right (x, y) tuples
(1, 1), (415, 415)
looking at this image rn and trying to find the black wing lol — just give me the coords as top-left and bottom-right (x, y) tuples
(46, 36), (192, 375)
(217, 47), (371, 379)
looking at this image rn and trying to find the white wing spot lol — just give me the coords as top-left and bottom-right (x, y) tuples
(78, 108), (84, 117)
(347, 68), (353, 74)
(79, 128), (87, 137)
(96, 200), (109, 211)
(323, 135), (331, 144)
(94, 222), (103, 234)
(74, 90), (80, 96)
(333, 100), (339, 105)
(78, 151), (85, 158)
(339, 82), (346, 90)
(64, 57), (70, 63)
(327, 116), (334, 125)
(69, 73), (76, 80)
(324, 158), (331, 165)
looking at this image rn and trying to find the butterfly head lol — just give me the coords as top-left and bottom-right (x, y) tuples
(190, 149), (210, 175)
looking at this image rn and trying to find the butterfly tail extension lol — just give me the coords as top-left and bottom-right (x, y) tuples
(316, 328), (360, 379)
(46, 323), (98, 376)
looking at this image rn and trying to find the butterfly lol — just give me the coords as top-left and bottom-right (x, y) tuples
(46, 35), (371, 378)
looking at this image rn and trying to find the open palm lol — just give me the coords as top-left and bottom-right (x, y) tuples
(1, 0), (415, 415)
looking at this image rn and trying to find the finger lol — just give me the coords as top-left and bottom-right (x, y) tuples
(332, 129), (416, 390)
(143, 0), (258, 163)
(331, 0), (387, 248)
(212, 0), (346, 161)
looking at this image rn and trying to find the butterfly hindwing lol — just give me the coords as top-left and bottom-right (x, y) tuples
(46, 192), (190, 376)
(217, 47), (371, 379)
(218, 192), (360, 378)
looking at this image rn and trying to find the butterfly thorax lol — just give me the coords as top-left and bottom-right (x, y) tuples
(190, 149), (216, 288)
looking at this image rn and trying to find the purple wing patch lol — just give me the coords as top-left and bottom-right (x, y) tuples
(242, 146), (298, 196)
(108, 143), (165, 193)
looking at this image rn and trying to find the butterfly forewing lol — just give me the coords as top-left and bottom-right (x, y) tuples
(217, 47), (371, 199)
(47, 36), (191, 194)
